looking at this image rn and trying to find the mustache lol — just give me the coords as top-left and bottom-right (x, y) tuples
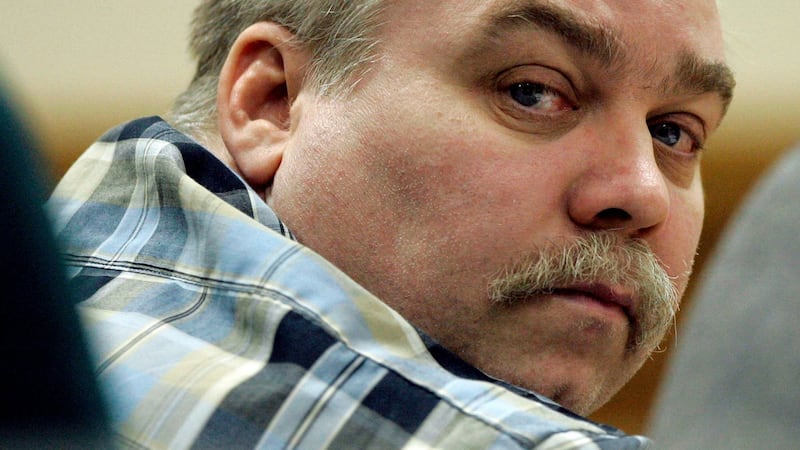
(487, 232), (683, 351)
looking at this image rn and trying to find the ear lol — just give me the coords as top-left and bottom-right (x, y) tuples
(217, 22), (310, 191)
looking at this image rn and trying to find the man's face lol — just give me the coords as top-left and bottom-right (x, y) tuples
(269, 0), (731, 414)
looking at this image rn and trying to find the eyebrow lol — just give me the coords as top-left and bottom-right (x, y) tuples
(482, 0), (623, 67)
(473, 0), (735, 109)
(667, 51), (736, 112)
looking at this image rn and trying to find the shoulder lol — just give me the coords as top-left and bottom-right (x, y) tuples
(51, 118), (649, 449)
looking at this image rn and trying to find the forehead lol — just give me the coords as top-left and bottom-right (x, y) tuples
(378, 0), (725, 64)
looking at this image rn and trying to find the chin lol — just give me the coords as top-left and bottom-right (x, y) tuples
(527, 359), (644, 416)
(543, 383), (608, 416)
(573, 361), (650, 415)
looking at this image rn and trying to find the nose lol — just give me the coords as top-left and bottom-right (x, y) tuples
(567, 117), (670, 236)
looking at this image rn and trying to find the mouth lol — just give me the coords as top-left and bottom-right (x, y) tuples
(549, 283), (636, 324)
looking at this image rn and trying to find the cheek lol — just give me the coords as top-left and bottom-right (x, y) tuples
(351, 72), (569, 236)
(682, 183), (705, 258)
(658, 186), (704, 290)
(367, 127), (563, 235)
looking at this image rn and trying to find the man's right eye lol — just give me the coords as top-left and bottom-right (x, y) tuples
(507, 81), (573, 113)
(509, 82), (548, 107)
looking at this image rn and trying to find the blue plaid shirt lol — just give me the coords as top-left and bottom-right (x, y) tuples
(48, 117), (651, 449)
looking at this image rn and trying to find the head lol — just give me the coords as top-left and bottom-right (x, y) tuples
(171, 0), (734, 415)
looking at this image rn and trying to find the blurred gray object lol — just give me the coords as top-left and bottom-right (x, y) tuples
(648, 146), (800, 448)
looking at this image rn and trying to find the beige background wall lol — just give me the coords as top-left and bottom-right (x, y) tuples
(1, 0), (798, 435)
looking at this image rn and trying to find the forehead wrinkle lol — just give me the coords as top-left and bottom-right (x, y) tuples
(481, 0), (627, 69)
(659, 51), (736, 113)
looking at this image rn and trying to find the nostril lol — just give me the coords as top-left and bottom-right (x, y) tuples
(595, 208), (632, 223)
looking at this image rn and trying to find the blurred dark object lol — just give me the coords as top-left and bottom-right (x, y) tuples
(0, 79), (110, 448)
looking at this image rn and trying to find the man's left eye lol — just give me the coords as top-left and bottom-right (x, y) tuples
(648, 121), (702, 155)
(650, 122), (682, 146)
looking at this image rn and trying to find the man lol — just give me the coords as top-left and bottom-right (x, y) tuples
(49, 0), (734, 448)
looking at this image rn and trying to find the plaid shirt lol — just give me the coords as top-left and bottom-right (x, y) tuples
(48, 117), (651, 449)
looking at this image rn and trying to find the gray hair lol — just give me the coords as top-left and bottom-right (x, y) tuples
(169, 0), (385, 141)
